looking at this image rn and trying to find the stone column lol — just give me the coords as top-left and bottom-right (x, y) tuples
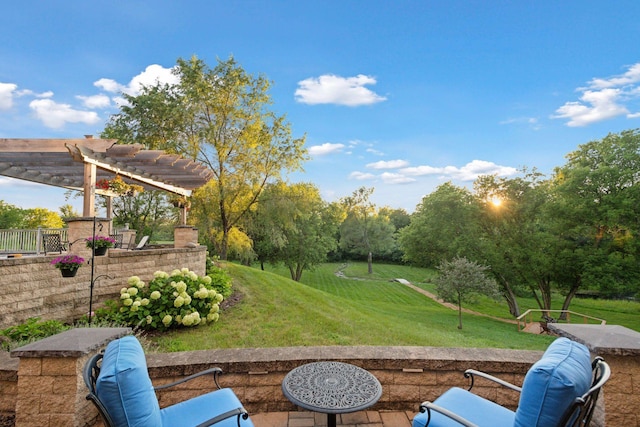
(66, 217), (113, 259)
(10, 327), (130, 427)
(549, 324), (640, 427)
(174, 225), (199, 249)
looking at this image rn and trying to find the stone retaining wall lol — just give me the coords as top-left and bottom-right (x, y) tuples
(0, 246), (207, 329)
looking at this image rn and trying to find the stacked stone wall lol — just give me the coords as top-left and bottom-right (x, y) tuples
(0, 247), (207, 329)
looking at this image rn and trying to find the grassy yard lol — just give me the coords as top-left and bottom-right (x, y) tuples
(152, 262), (549, 352)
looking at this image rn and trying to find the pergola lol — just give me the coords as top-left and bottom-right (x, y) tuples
(0, 137), (213, 217)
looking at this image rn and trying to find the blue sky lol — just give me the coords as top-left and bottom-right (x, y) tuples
(2, 1), (640, 214)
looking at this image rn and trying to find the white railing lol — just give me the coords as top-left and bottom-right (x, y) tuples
(0, 228), (68, 255)
(516, 309), (606, 332)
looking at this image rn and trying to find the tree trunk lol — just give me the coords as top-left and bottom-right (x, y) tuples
(559, 276), (581, 321)
(367, 252), (373, 274)
(457, 293), (463, 329)
(496, 273), (520, 317)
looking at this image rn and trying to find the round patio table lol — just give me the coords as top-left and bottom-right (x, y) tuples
(282, 361), (382, 427)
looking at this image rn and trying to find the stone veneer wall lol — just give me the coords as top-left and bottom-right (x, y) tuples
(0, 246), (207, 329)
(3, 329), (638, 426)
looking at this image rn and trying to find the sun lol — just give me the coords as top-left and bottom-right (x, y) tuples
(489, 196), (502, 207)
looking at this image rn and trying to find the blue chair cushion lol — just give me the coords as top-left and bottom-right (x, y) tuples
(412, 387), (515, 427)
(160, 387), (254, 427)
(96, 335), (162, 427)
(514, 337), (592, 427)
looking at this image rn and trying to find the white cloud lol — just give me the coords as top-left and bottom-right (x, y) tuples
(401, 160), (517, 181)
(77, 94), (111, 109)
(553, 62), (640, 126)
(309, 142), (345, 156)
(95, 64), (178, 96)
(553, 88), (628, 127)
(0, 82), (18, 110)
(295, 74), (387, 106)
(380, 172), (416, 184)
(349, 171), (376, 180)
(29, 99), (100, 129)
(366, 159), (410, 169)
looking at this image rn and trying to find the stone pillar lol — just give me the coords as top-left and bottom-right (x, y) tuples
(10, 327), (130, 427)
(174, 225), (199, 249)
(66, 217), (113, 259)
(549, 324), (640, 427)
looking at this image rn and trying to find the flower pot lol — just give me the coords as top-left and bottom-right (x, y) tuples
(60, 267), (78, 277)
(93, 247), (108, 256)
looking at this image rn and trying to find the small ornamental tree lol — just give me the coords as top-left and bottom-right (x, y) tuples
(100, 267), (230, 331)
(434, 257), (500, 329)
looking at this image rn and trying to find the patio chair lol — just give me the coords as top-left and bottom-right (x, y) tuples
(413, 337), (610, 427)
(83, 335), (254, 427)
(133, 235), (149, 250)
(42, 232), (65, 254)
(109, 233), (123, 249)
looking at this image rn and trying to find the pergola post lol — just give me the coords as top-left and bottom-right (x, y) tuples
(82, 162), (96, 217)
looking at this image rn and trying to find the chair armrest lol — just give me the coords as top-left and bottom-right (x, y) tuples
(419, 401), (479, 427)
(464, 369), (522, 393)
(154, 367), (223, 391)
(195, 407), (250, 427)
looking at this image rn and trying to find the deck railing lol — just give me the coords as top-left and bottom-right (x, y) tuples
(516, 308), (606, 332)
(0, 228), (68, 255)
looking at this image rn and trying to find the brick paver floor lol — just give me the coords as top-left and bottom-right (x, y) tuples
(251, 410), (415, 427)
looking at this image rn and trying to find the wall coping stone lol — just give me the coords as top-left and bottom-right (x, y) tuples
(9, 327), (130, 358)
(549, 324), (640, 356)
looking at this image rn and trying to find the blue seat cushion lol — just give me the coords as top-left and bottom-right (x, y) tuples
(96, 335), (162, 427)
(514, 337), (592, 427)
(160, 387), (254, 427)
(412, 387), (515, 427)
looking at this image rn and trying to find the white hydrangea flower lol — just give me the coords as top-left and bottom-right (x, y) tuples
(120, 287), (128, 294)
(210, 304), (220, 313)
(208, 290), (217, 299)
(120, 293), (130, 300)
(140, 298), (150, 306)
(127, 276), (140, 286)
(181, 267), (190, 274)
(202, 276), (212, 285)
(127, 287), (138, 296)
(171, 269), (181, 276)
(162, 315), (172, 326)
(154, 271), (169, 279)
(123, 298), (133, 306)
(132, 300), (141, 307)
(215, 293), (224, 303)
(175, 281), (187, 293)
(188, 271), (198, 281)
(146, 315), (153, 324)
(174, 295), (185, 308)
(150, 291), (161, 300)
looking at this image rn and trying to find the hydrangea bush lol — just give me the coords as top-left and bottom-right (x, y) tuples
(101, 267), (230, 331)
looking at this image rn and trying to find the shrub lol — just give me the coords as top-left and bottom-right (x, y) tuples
(206, 257), (233, 298)
(98, 268), (226, 331)
(0, 317), (70, 350)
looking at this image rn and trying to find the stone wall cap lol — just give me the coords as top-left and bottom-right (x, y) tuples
(549, 324), (640, 356)
(10, 327), (130, 358)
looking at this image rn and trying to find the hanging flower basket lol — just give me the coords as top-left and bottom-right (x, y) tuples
(86, 235), (116, 252)
(51, 254), (85, 277)
(96, 175), (144, 196)
(60, 267), (79, 277)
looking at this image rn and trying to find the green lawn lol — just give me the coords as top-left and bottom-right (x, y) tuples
(152, 262), (548, 352)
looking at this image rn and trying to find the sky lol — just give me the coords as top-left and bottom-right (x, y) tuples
(1, 1), (640, 214)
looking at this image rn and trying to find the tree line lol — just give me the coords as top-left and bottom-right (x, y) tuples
(4, 55), (638, 320)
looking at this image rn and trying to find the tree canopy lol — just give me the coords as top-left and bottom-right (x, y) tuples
(102, 56), (307, 259)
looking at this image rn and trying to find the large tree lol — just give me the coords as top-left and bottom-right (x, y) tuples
(339, 187), (396, 274)
(551, 129), (640, 301)
(103, 56), (307, 259)
(399, 182), (483, 268)
(248, 182), (340, 281)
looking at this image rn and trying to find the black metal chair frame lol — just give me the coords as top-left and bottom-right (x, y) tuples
(109, 233), (123, 249)
(418, 357), (611, 427)
(83, 352), (250, 427)
(42, 232), (66, 254)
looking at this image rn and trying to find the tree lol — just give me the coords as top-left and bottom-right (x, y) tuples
(473, 171), (552, 317)
(434, 257), (500, 329)
(0, 201), (25, 229)
(22, 208), (63, 229)
(550, 129), (640, 302)
(102, 56), (307, 259)
(339, 187), (395, 273)
(100, 191), (174, 241)
(248, 182), (340, 281)
(398, 182), (482, 268)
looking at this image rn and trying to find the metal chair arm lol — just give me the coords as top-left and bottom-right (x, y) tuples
(154, 367), (224, 390)
(195, 407), (250, 427)
(464, 369), (522, 393)
(419, 401), (479, 427)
